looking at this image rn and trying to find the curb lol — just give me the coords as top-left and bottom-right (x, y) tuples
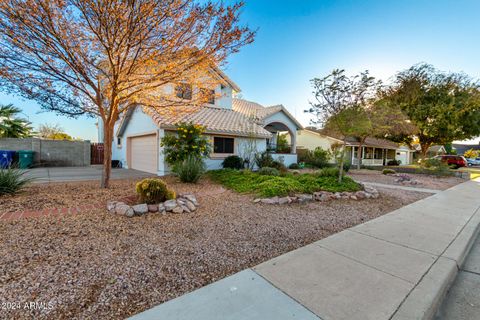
(391, 207), (480, 320)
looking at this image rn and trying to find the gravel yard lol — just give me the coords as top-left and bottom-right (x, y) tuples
(0, 177), (429, 319)
(347, 169), (465, 190)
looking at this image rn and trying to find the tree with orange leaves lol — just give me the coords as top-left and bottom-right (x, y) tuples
(0, 0), (255, 187)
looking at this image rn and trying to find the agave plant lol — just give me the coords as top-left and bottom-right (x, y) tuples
(0, 166), (33, 195)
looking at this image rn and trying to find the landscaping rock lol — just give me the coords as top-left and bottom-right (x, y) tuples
(183, 194), (198, 206)
(158, 203), (165, 213)
(164, 200), (177, 212)
(172, 206), (184, 214)
(253, 198), (262, 203)
(297, 194), (313, 203)
(261, 197), (279, 204)
(107, 201), (118, 214)
(278, 197), (290, 205)
(181, 205), (191, 213)
(147, 204), (159, 213)
(185, 200), (196, 212)
(115, 204), (134, 217)
(132, 204), (148, 215)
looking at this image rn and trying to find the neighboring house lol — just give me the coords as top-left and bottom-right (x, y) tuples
(452, 143), (480, 156)
(412, 144), (446, 160)
(296, 128), (414, 165)
(101, 69), (302, 175)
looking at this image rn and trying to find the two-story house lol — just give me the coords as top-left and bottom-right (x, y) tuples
(99, 67), (302, 175)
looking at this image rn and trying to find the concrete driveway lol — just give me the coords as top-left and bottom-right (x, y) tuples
(24, 165), (154, 183)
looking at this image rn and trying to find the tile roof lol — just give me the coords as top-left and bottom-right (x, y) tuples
(143, 105), (272, 138)
(232, 98), (303, 129)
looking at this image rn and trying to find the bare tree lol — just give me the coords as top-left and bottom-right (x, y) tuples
(0, 0), (255, 187)
(306, 69), (378, 182)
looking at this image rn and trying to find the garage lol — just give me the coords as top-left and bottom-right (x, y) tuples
(129, 134), (157, 174)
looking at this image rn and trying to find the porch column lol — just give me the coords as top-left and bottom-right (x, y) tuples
(290, 130), (297, 154)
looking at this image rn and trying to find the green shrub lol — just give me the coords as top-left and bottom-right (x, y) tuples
(0, 167), (32, 195)
(160, 122), (211, 165)
(419, 158), (442, 168)
(222, 155), (244, 169)
(258, 167), (280, 176)
(173, 155), (205, 183)
(387, 159), (401, 166)
(382, 169), (396, 175)
(288, 163), (299, 169)
(208, 169), (361, 198)
(342, 162), (351, 172)
(303, 147), (331, 168)
(135, 178), (176, 204)
(316, 167), (341, 177)
(256, 177), (303, 197)
(255, 151), (275, 168)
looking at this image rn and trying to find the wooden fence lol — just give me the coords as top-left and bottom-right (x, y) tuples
(90, 143), (104, 165)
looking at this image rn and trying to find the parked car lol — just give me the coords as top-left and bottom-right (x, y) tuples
(466, 157), (480, 166)
(433, 155), (467, 168)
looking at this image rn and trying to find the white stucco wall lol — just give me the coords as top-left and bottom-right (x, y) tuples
(111, 108), (160, 170)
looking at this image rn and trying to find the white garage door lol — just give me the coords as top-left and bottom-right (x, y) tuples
(396, 151), (408, 165)
(130, 134), (157, 174)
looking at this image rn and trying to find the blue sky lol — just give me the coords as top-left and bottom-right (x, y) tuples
(1, 0), (480, 142)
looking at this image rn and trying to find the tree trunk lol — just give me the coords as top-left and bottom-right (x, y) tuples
(338, 141), (346, 183)
(420, 142), (432, 160)
(101, 120), (113, 188)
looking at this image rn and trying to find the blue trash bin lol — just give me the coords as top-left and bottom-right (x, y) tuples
(0, 150), (16, 169)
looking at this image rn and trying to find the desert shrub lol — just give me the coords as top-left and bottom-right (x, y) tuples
(135, 178), (175, 204)
(417, 158), (452, 176)
(160, 122), (211, 165)
(258, 167), (280, 176)
(316, 167), (341, 177)
(289, 163), (300, 169)
(0, 167), (32, 195)
(419, 158), (442, 168)
(255, 151), (275, 168)
(387, 159), (401, 166)
(303, 147), (331, 168)
(222, 155), (244, 169)
(382, 169), (396, 175)
(172, 155), (205, 183)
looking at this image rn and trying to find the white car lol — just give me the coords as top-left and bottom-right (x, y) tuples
(466, 158), (480, 166)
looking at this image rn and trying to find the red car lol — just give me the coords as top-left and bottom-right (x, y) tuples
(434, 155), (467, 168)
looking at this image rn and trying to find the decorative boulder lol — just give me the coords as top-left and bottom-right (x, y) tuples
(183, 194), (198, 206)
(132, 203), (148, 215)
(107, 201), (118, 214)
(172, 206), (184, 214)
(164, 199), (178, 212)
(147, 204), (159, 213)
(185, 200), (196, 212)
(115, 204), (134, 217)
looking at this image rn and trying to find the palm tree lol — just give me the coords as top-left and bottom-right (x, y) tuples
(0, 104), (33, 138)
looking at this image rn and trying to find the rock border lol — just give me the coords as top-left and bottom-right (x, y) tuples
(254, 185), (379, 205)
(107, 193), (199, 217)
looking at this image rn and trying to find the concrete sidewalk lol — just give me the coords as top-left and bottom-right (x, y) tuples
(130, 179), (480, 320)
(24, 166), (153, 183)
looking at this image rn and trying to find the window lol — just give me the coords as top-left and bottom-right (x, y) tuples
(175, 83), (192, 100)
(201, 88), (215, 104)
(117, 137), (122, 147)
(213, 137), (234, 154)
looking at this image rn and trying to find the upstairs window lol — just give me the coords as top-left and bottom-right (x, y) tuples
(201, 88), (215, 104)
(175, 83), (192, 100)
(213, 137), (234, 154)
